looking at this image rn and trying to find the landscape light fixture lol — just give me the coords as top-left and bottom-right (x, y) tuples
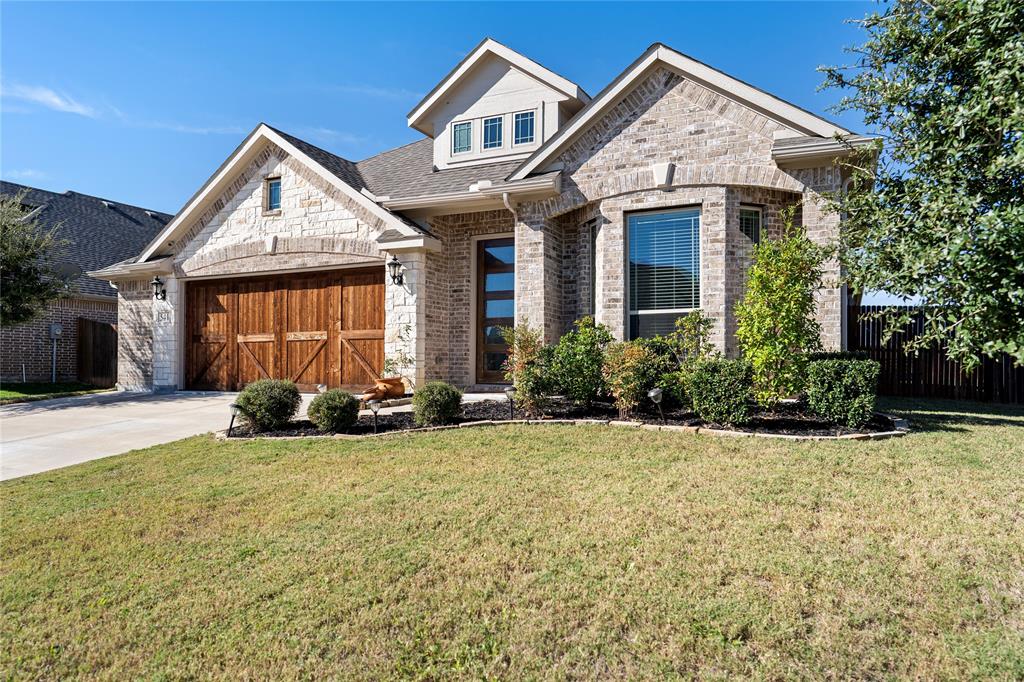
(387, 255), (404, 286)
(647, 387), (665, 424)
(150, 276), (167, 300)
(368, 399), (381, 433)
(227, 402), (240, 437)
(503, 386), (516, 420)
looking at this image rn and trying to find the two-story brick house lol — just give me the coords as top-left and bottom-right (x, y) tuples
(92, 39), (874, 392)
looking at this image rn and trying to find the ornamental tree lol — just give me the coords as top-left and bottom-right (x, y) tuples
(735, 211), (827, 407)
(821, 0), (1024, 367)
(0, 192), (69, 326)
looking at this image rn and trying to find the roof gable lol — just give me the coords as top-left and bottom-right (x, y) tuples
(135, 124), (429, 263)
(407, 37), (590, 136)
(509, 43), (851, 181)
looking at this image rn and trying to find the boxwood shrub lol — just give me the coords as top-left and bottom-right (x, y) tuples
(235, 379), (301, 432)
(806, 359), (880, 428)
(412, 381), (463, 427)
(307, 389), (360, 433)
(683, 359), (752, 426)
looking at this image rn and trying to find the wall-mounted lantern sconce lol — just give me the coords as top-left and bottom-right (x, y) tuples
(387, 255), (404, 286)
(151, 276), (167, 301)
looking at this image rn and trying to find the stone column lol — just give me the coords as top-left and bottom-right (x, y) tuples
(384, 249), (427, 389)
(152, 274), (181, 392)
(798, 166), (844, 351)
(514, 205), (563, 344)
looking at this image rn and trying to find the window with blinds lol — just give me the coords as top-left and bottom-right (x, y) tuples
(628, 208), (700, 338)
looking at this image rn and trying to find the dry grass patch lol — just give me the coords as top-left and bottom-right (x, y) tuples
(2, 399), (1022, 679)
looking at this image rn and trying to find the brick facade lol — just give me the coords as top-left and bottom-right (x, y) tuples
(106, 62), (848, 392)
(1, 297), (117, 383)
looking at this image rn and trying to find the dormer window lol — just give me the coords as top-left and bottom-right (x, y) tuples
(452, 121), (472, 154)
(514, 111), (535, 145)
(482, 116), (503, 150)
(266, 177), (282, 211)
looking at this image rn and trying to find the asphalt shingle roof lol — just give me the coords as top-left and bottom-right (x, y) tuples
(269, 125), (528, 202)
(355, 138), (525, 200)
(1, 181), (171, 298)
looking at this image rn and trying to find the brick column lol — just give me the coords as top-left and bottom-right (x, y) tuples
(384, 249), (427, 389)
(115, 279), (154, 391)
(699, 187), (728, 354)
(514, 206), (563, 344)
(797, 166), (844, 351)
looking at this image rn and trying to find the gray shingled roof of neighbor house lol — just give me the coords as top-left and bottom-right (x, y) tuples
(0, 181), (172, 297)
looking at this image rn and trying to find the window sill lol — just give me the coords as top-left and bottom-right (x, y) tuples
(262, 209), (282, 217)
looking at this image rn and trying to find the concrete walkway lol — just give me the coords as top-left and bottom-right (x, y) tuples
(0, 392), (245, 481)
(0, 390), (505, 481)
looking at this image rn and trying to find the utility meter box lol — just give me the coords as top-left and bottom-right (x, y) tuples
(49, 323), (63, 339)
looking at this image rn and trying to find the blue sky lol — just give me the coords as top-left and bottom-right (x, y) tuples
(1, 1), (874, 214)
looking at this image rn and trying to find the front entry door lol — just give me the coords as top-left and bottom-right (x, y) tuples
(476, 237), (514, 384)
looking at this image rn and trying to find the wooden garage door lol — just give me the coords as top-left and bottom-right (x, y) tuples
(185, 269), (383, 391)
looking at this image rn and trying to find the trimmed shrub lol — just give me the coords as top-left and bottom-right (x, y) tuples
(602, 341), (662, 418)
(684, 359), (752, 426)
(808, 350), (870, 362)
(547, 316), (613, 406)
(235, 379), (301, 432)
(307, 389), (360, 433)
(500, 322), (550, 417)
(412, 381), (463, 427)
(806, 359), (880, 428)
(736, 210), (827, 407)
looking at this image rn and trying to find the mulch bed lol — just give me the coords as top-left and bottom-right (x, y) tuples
(228, 398), (895, 439)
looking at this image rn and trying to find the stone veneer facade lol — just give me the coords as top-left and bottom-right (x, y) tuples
(108, 67), (846, 392)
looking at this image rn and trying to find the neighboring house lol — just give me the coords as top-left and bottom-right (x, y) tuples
(0, 182), (171, 383)
(91, 39), (874, 393)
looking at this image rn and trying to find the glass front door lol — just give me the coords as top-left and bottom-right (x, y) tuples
(476, 237), (514, 384)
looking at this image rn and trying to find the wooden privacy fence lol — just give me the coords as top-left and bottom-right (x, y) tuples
(77, 318), (117, 388)
(847, 305), (1024, 403)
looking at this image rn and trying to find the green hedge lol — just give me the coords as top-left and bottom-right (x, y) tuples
(235, 379), (301, 432)
(683, 359), (752, 426)
(412, 381), (463, 427)
(307, 389), (360, 433)
(806, 359), (880, 428)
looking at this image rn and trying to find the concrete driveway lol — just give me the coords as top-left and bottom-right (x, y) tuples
(0, 392), (251, 481)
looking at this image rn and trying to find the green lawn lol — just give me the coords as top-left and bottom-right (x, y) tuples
(2, 399), (1022, 679)
(0, 382), (111, 405)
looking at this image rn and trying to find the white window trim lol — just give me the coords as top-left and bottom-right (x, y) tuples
(625, 205), (703, 338)
(512, 109), (536, 147)
(739, 204), (762, 242)
(451, 120), (474, 155)
(482, 115), (504, 150)
(264, 176), (282, 212)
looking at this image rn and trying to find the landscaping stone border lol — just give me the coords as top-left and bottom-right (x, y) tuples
(216, 413), (910, 442)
